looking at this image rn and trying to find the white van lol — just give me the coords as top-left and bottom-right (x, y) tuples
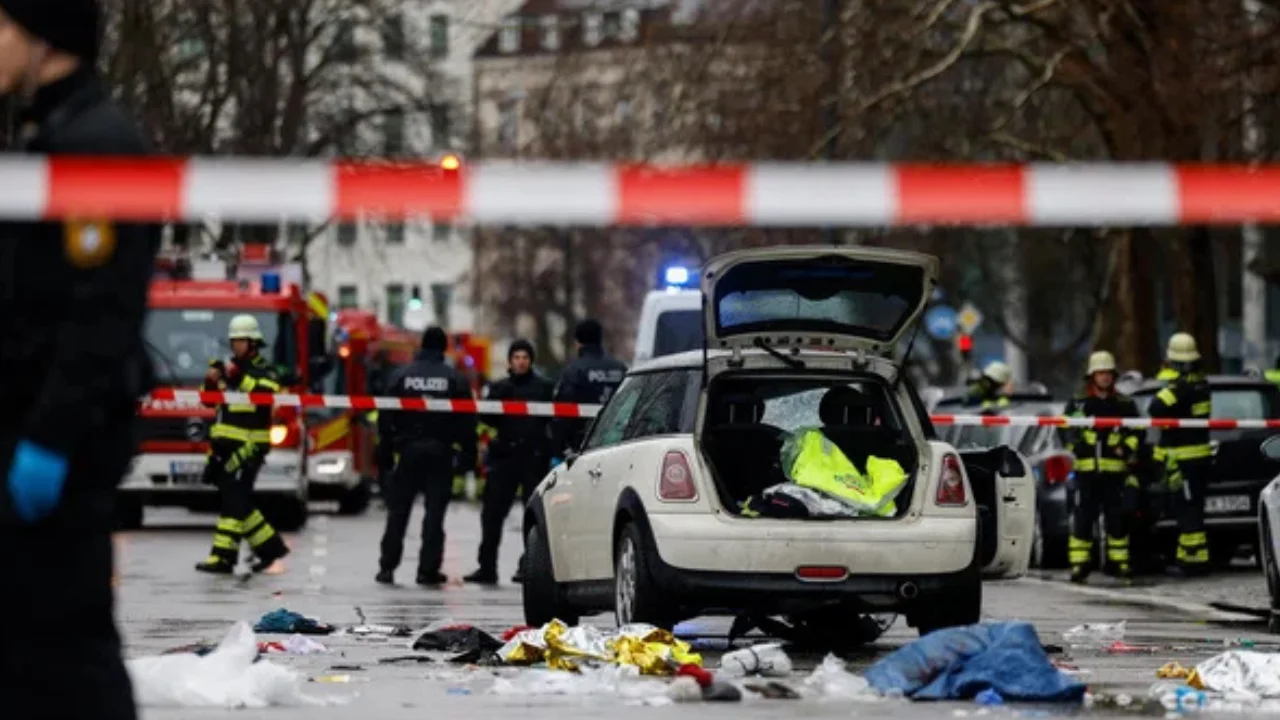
(632, 289), (702, 365)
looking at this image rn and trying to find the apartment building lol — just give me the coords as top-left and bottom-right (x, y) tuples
(306, 0), (524, 333)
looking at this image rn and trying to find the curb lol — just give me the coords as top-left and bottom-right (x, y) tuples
(1015, 576), (1263, 623)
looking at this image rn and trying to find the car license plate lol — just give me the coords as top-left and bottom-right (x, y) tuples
(1205, 495), (1250, 515)
(170, 461), (204, 484)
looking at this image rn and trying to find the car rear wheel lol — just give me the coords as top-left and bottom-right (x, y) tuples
(614, 523), (676, 629)
(337, 478), (372, 516)
(909, 579), (982, 637)
(114, 496), (144, 531)
(522, 524), (578, 626)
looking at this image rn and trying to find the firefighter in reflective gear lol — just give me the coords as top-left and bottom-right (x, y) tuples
(1266, 355), (1280, 389)
(967, 361), (1012, 410)
(195, 315), (291, 574)
(1062, 351), (1142, 583)
(376, 327), (477, 586)
(1149, 332), (1213, 575)
(780, 387), (909, 516)
(1157, 366), (1180, 382)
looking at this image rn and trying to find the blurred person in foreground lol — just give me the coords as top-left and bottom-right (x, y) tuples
(376, 327), (476, 587)
(465, 339), (553, 585)
(548, 319), (628, 462)
(0, 0), (158, 717)
(1061, 351), (1142, 584)
(1148, 333), (1213, 576)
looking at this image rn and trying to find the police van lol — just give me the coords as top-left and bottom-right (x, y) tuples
(633, 266), (703, 366)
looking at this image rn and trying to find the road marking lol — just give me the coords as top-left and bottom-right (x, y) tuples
(313, 534), (328, 546)
(309, 564), (327, 577)
(312, 547), (328, 558)
(1016, 576), (1261, 622)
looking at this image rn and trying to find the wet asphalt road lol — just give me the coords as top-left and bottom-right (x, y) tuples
(113, 502), (1278, 718)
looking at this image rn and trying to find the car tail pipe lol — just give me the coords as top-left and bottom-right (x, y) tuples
(897, 580), (920, 600)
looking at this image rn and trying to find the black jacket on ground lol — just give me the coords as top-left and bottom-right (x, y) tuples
(483, 370), (554, 460)
(549, 345), (627, 456)
(378, 350), (476, 464)
(0, 68), (159, 524)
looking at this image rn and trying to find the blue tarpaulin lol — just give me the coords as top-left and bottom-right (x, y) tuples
(864, 622), (1086, 703)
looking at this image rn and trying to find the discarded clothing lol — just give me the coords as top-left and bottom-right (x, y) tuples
(780, 429), (907, 517)
(864, 622), (1086, 702)
(762, 484), (859, 518)
(412, 623), (503, 662)
(738, 491), (812, 519)
(254, 609), (335, 635)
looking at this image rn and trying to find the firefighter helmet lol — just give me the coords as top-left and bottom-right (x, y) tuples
(1166, 332), (1200, 363)
(1087, 350), (1117, 376)
(228, 314), (264, 341)
(982, 361), (1013, 386)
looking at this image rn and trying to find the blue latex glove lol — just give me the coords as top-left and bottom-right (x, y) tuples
(6, 440), (69, 523)
(550, 457), (564, 469)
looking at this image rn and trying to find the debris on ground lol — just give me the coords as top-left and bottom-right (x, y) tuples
(1190, 650), (1280, 697)
(128, 622), (340, 708)
(1062, 621), (1125, 648)
(253, 609), (335, 636)
(341, 624), (414, 638)
(743, 681), (802, 700)
(497, 620), (702, 675)
(1157, 661), (1193, 681)
(975, 688), (1004, 706)
(717, 643), (792, 678)
(801, 654), (876, 701)
(865, 622), (1086, 702)
(1104, 641), (1159, 655)
(412, 622), (504, 663)
(490, 664), (668, 699)
(283, 634), (328, 655)
(377, 654), (436, 665)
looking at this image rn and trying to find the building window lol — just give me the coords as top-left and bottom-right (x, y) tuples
(497, 99), (519, 153)
(337, 285), (358, 309)
(540, 16), (560, 50)
(432, 221), (451, 243)
(337, 223), (357, 246)
(620, 8), (640, 42)
(385, 284), (406, 327)
(583, 13), (602, 46)
(334, 20), (357, 62)
(431, 283), (454, 329)
(499, 17), (520, 53)
(386, 223), (405, 244)
(603, 12), (620, 37)
(429, 104), (451, 147)
(429, 14), (449, 58)
(383, 110), (405, 155)
(382, 14), (405, 60)
(615, 99), (632, 123)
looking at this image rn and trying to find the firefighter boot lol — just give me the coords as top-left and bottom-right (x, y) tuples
(196, 516), (241, 574)
(1175, 531), (1210, 577)
(1106, 536), (1132, 584)
(1068, 536), (1093, 584)
(243, 510), (291, 573)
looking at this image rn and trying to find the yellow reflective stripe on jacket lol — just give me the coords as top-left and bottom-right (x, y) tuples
(210, 424), (271, 443)
(1075, 457), (1127, 473)
(1156, 368), (1179, 381)
(239, 374), (282, 393)
(782, 430), (907, 517)
(1124, 435), (1139, 451)
(981, 397), (1011, 409)
(1190, 401), (1211, 417)
(1156, 388), (1177, 406)
(1267, 370), (1280, 386)
(1164, 444), (1213, 461)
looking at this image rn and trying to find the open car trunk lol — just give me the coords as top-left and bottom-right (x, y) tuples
(699, 372), (921, 520)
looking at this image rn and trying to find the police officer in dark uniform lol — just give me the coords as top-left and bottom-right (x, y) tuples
(0, 2), (157, 717)
(549, 319), (628, 461)
(194, 315), (292, 575)
(377, 327), (476, 586)
(464, 339), (553, 585)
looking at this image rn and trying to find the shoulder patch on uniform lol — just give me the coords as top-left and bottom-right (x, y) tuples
(64, 221), (116, 268)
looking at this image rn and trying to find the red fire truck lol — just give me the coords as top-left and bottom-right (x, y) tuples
(123, 269), (329, 531)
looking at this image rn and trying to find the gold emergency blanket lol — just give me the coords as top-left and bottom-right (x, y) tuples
(498, 620), (702, 675)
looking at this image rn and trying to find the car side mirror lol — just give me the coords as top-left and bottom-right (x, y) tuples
(1261, 435), (1280, 461)
(564, 450), (580, 469)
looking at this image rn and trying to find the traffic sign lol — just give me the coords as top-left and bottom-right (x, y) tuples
(924, 305), (958, 341)
(958, 302), (984, 335)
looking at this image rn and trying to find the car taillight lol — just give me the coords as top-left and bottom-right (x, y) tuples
(1043, 453), (1073, 485)
(936, 454), (967, 506)
(657, 451), (697, 501)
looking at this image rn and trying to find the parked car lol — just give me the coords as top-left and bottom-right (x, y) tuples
(924, 384), (1054, 444)
(1254, 436), (1280, 632)
(520, 246), (1035, 643)
(1132, 375), (1280, 567)
(947, 402), (1073, 569)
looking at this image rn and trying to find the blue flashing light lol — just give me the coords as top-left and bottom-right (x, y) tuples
(663, 265), (691, 288)
(261, 272), (281, 294)
(407, 298), (424, 311)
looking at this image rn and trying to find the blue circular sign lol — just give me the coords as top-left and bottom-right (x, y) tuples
(924, 305), (958, 341)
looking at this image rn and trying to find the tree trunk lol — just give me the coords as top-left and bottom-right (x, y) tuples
(1188, 228), (1222, 372)
(1105, 231), (1160, 374)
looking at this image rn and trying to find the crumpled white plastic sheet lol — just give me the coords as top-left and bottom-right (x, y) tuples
(802, 654), (878, 701)
(283, 634), (328, 655)
(1062, 621), (1126, 648)
(1194, 651), (1280, 699)
(127, 622), (342, 708)
(489, 665), (668, 699)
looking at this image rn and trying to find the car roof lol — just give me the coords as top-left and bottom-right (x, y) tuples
(628, 348), (893, 374)
(1130, 375), (1276, 395)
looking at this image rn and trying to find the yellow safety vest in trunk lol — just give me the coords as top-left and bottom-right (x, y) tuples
(781, 429), (907, 517)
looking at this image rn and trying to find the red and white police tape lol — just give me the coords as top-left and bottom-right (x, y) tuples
(10, 157), (1280, 226)
(142, 388), (1280, 429)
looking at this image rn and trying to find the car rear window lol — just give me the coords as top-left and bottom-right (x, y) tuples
(653, 309), (703, 358)
(1135, 387), (1278, 419)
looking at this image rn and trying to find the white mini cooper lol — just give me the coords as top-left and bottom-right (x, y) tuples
(521, 246), (1033, 641)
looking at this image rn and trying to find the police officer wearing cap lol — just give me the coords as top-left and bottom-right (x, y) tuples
(0, 1), (157, 717)
(196, 315), (292, 575)
(1149, 332), (1214, 575)
(465, 339), (554, 585)
(1062, 351), (1143, 584)
(549, 319), (629, 462)
(377, 327), (477, 586)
